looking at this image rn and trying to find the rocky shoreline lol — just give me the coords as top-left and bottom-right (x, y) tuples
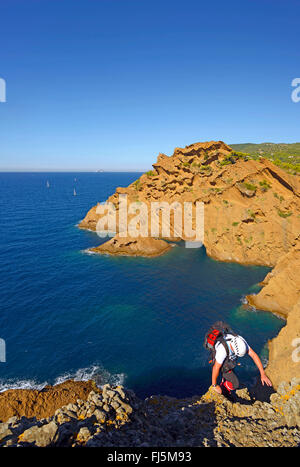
(0, 380), (299, 447)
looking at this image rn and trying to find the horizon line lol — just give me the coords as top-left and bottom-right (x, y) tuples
(0, 169), (146, 173)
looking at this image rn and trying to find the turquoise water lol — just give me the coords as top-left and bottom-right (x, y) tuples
(0, 172), (284, 397)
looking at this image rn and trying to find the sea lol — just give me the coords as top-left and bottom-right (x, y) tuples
(0, 172), (284, 398)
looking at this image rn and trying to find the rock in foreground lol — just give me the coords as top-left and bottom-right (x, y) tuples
(0, 381), (299, 447)
(0, 380), (97, 422)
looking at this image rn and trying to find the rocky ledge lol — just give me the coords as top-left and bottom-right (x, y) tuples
(0, 381), (299, 447)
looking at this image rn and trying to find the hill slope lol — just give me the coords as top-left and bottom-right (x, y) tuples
(231, 143), (300, 174)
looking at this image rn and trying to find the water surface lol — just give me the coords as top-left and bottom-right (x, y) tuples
(0, 172), (283, 397)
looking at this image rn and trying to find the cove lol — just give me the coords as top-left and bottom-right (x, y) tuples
(0, 172), (284, 397)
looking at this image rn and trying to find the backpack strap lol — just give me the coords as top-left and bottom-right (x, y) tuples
(209, 335), (229, 364)
(218, 336), (230, 358)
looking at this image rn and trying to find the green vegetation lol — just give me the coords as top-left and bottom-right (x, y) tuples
(259, 179), (272, 191)
(277, 209), (293, 218)
(133, 179), (141, 191)
(200, 164), (212, 172)
(242, 182), (257, 192)
(247, 209), (256, 219)
(209, 187), (222, 193)
(219, 151), (251, 167)
(192, 162), (212, 173)
(232, 222), (239, 227)
(146, 170), (155, 177)
(231, 143), (300, 174)
(274, 192), (284, 202)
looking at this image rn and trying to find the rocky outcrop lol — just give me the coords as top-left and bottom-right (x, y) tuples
(247, 239), (300, 317)
(90, 234), (172, 257)
(0, 382), (299, 447)
(0, 380), (97, 422)
(266, 301), (300, 388)
(79, 140), (300, 268)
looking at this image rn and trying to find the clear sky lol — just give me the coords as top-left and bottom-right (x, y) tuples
(0, 0), (300, 171)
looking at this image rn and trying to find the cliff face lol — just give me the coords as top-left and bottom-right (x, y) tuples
(0, 382), (299, 447)
(247, 239), (300, 317)
(79, 140), (300, 387)
(266, 301), (300, 388)
(80, 140), (300, 267)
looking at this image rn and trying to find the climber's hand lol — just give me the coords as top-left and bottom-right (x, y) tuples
(212, 385), (222, 394)
(261, 373), (272, 387)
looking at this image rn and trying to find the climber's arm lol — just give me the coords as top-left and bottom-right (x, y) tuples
(248, 347), (272, 386)
(212, 361), (223, 393)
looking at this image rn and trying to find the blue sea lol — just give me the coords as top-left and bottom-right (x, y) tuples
(0, 172), (284, 398)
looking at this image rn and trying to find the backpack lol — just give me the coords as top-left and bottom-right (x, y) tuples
(204, 321), (238, 370)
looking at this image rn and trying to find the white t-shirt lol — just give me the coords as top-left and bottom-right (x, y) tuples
(215, 334), (249, 365)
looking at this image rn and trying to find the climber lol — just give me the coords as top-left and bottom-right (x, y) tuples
(204, 321), (272, 396)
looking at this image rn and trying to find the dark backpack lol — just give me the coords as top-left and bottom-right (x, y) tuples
(204, 321), (238, 370)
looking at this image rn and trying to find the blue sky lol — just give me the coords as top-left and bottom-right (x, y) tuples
(0, 0), (300, 171)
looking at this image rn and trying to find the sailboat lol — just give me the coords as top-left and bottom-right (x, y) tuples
(73, 188), (77, 196)
(46, 181), (50, 188)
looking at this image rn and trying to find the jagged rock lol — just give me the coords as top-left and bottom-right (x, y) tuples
(79, 141), (300, 269)
(18, 421), (58, 447)
(93, 409), (107, 423)
(76, 427), (92, 444)
(247, 241), (300, 316)
(0, 423), (13, 442)
(266, 302), (300, 388)
(90, 234), (172, 258)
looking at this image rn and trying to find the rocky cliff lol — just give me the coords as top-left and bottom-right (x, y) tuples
(79, 141), (300, 267)
(0, 381), (299, 447)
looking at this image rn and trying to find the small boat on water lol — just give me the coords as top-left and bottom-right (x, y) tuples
(46, 181), (50, 188)
(73, 188), (77, 196)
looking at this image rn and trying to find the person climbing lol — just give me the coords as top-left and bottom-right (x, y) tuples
(204, 321), (272, 396)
